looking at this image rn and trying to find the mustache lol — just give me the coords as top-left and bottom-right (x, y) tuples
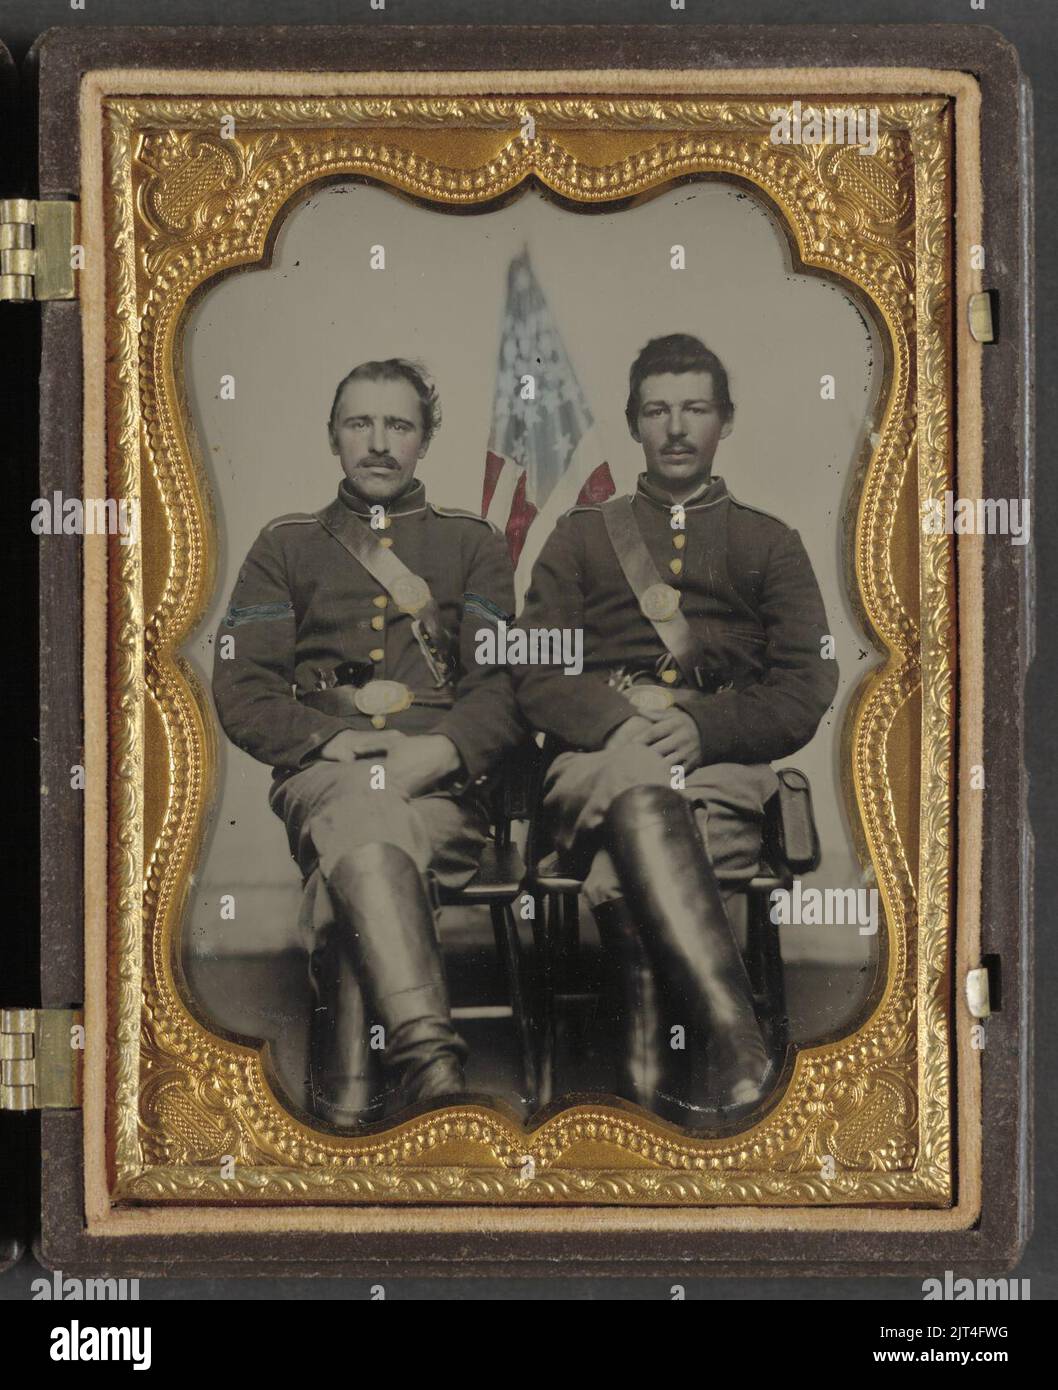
(358, 455), (400, 469)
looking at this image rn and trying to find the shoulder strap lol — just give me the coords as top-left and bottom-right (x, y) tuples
(725, 491), (787, 527)
(315, 507), (454, 685)
(429, 502), (501, 533)
(266, 513), (318, 531)
(601, 496), (706, 687)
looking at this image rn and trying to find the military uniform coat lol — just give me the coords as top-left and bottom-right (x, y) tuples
(514, 473), (840, 763)
(212, 478), (522, 780)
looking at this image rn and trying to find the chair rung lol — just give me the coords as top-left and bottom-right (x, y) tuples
(448, 886), (522, 904)
(451, 1005), (514, 1020)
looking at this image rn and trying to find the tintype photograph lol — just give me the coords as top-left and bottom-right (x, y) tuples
(181, 177), (880, 1135)
(2, 0), (1044, 1327)
(8, 6), (1032, 1294)
(70, 70), (986, 1226)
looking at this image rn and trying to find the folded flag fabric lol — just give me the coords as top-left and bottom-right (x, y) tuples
(482, 248), (614, 572)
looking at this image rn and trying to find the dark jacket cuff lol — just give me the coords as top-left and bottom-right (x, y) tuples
(681, 693), (742, 766)
(541, 679), (633, 751)
(578, 699), (638, 750)
(433, 712), (490, 783)
(284, 715), (356, 771)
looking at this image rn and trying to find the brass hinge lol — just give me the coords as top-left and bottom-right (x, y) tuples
(0, 199), (78, 302)
(0, 1008), (83, 1110)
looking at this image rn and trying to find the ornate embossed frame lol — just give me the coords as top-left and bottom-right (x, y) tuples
(76, 65), (985, 1230)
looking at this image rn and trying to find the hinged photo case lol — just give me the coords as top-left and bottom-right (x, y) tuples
(23, 23), (1032, 1278)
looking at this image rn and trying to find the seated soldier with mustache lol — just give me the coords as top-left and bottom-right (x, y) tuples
(213, 359), (521, 1126)
(513, 334), (839, 1126)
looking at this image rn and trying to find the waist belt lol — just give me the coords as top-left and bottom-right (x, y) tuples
(618, 681), (704, 716)
(607, 661), (735, 706)
(298, 682), (454, 718)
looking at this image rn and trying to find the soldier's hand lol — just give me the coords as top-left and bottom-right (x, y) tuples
(384, 734), (463, 797)
(318, 729), (404, 762)
(641, 709), (703, 769)
(604, 716), (655, 749)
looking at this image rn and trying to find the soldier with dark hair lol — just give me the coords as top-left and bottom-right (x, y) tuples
(213, 359), (522, 1126)
(514, 334), (839, 1126)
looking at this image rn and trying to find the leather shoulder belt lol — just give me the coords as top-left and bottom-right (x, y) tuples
(315, 508), (453, 686)
(601, 496), (706, 687)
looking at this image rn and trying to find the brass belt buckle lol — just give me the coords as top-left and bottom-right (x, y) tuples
(353, 680), (414, 717)
(625, 684), (674, 714)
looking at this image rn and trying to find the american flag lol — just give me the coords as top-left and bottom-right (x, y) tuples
(482, 249), (614, 580)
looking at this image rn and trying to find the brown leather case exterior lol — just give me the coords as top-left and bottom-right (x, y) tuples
(0, 32), (31, 1277)
(32, 24), (1033, 1278)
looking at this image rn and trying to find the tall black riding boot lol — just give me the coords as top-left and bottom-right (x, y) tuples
(593, 898), (684, 1118)
(321, 842), (467, 1111)
(308, 933), (382, 1127)
(602, 785), (776, 1120)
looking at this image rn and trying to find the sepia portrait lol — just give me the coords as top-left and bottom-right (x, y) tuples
(183, 177), (879, 1138)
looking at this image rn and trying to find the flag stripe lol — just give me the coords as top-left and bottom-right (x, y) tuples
(577, 461), (617, 506)
(481, 450), (507, 517)
(505, 471), (538, 568)
(484, 250), (614, 572)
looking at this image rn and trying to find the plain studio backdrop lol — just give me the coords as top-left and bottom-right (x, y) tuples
(182, 177), (885, 1004)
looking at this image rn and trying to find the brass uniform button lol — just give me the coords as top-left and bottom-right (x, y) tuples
(669, 558), (683, 576)
(371, 714), (387, 730)
(373, 596), (388, 608)
(371, 615), (385, 631)
(673, 534), (686, 550)
(661, 669), (678, 685)
(379, 537), (394, 548)
(369, 648), (384, 662)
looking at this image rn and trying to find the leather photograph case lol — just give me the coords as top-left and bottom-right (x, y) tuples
(17, 24), (1031, 1278)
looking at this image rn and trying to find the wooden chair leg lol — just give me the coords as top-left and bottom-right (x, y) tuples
(743, 887), (766, 996)
(560, 891), (581, 963)
(491, 901), (538, 1111)
(562, 891), (585, 1055)
(530, 892), (555, 1109)
(752, 886), (789, 1057)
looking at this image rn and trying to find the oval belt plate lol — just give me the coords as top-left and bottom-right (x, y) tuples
(639, 582), (681, 622)
(390, 574), (431, 614)
(353, 680), (414, 716)
(626, 684), (675, 714)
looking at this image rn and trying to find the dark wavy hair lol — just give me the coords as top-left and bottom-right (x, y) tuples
(625, 334), (735, 434)
(328, 358), (442, 446)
